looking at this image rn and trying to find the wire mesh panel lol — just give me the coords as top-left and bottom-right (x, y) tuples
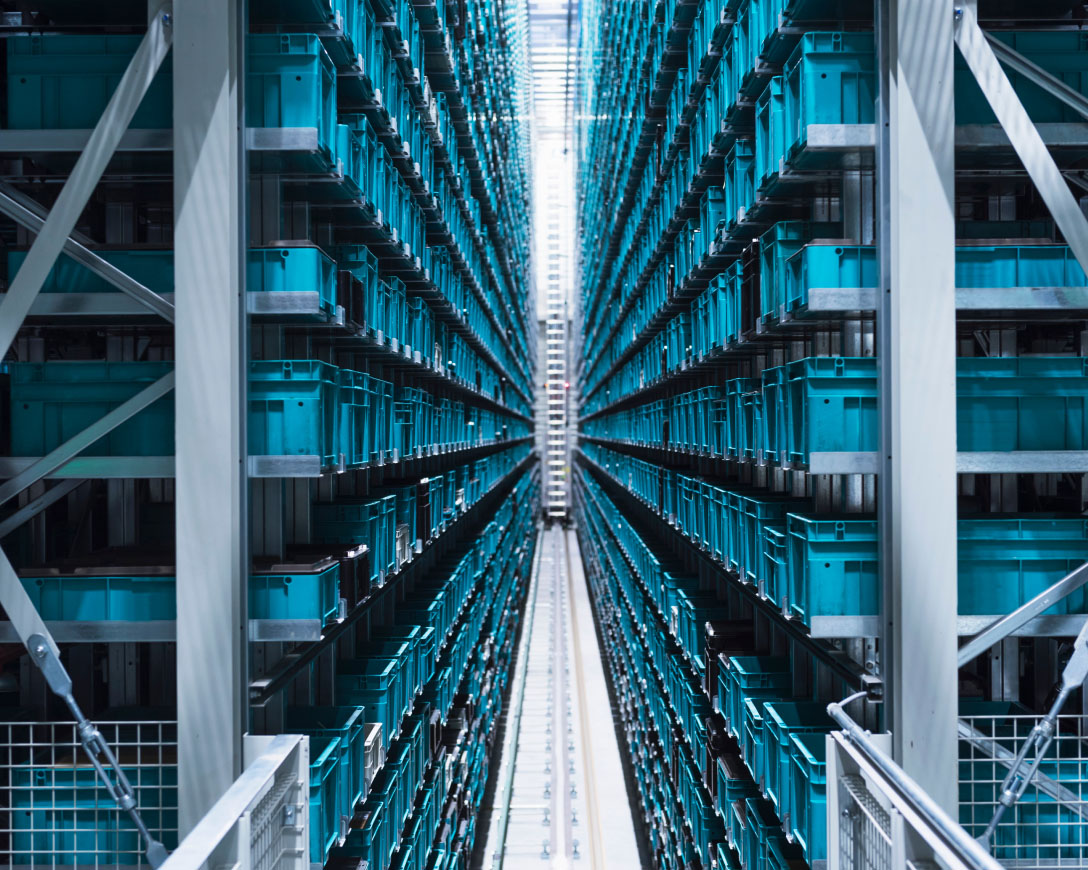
(0, 720), (178, 869)
(248, 759), (304, 870)
(960, 713), (1088, 869)
(839, 773), (892, 870)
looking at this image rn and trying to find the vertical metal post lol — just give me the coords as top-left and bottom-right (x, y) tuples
(877, 0), (959, 812)
(174, 0), (248, 834)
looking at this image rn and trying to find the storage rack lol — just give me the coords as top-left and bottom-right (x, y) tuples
(575, 0), (1088, 869)
(0, 0), (537, 868)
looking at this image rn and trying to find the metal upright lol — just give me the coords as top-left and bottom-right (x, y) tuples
(173, 0), (248, 834)
(876, 0), (959, 813)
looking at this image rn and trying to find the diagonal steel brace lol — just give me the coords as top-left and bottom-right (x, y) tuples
(0, 184), (174, 323)
(958, 561), (1088, 666)
(0, 479), (85, 539)
(985, 33), (1088, 124)
(954, 5), (1088, 276)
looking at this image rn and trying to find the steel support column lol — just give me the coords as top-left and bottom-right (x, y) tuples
(877, 0), (959, 813)
(174, 0), (248, 834)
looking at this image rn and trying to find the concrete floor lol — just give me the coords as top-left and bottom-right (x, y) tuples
(481, 526), (640, 869)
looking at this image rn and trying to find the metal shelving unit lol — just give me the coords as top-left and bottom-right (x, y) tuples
(0, 0), (539, 866)
(574, 0), (1088, 868)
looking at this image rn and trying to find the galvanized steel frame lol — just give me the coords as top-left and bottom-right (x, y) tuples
(872, 0), (1088, 822)
(0, 4), (176, 673)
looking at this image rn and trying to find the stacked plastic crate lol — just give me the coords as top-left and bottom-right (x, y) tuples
(576, 0), (1088, 868)
(0, 0), (535, 868)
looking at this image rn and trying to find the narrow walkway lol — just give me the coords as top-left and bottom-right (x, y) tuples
(482, 526), (640, 869)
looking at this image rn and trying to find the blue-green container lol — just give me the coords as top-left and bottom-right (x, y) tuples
(11, 759), (177, 865)
(761, 365), (790, 466)
(955, 244), (1088, 288)
(762, 525), (789, 611)
(336, 656), (405, 750)
(724, 656), (792, 742)
(19, 564), (339, 627)
(958, 516), (1088, 615)
(790, 732), (827, 864)
(7, 33), (337, 161)
(742, 696), (769, 787)
(755, 76), (786, 191)
(762, 701), (830, 822)
(957, 357), (1088, 452)
(725, 378), (758, 459)
(249, 360), (341, 465)
(6, 34), (173, 129)
(348, 797), (387, 870)
(956, 32), (1088, 125)
(724, 139), (756, 231)
(759, 222), (813, 323)
(738, 494), (806, 587)
(786, 514), (879, 625)
(286, 705), (366, 816)
(250, 561), (341, 626)
(767, 830), (808, 870)
(716, 751), (759, 848)
(248, 246), (338, 315)
(742, 796), (781, 870)
(785, 357), (878, 464)
(20, 572), (175, 621)
(9, 247), (338, 317)
(10, 361), (175, 457)
(8, 249), (174, 296)
(247, 34), (337, 158)
(785, 244), (878, 312)
(308, 736), (342, 864)
(783, 32), (875, 159)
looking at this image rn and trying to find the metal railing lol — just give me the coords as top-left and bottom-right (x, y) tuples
(159, 735), (308, 870)
(828, 703), (1005, 870)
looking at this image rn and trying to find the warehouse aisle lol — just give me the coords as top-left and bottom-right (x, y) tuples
(482, 527), (640, 868)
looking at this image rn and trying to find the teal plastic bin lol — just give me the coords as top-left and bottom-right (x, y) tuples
(785, 244), (878, 312)
(955, 245), (1088, 288)
(11, 756), (177, 866)
(790, 732), (827, 864)
(783, 32), (875, 159)
(10, 361), (174, 457)
(286, 705), (366, 815)
(956, 32), (1088, 125)
(250, 561), (341, 627)
(8, 249), (174, 296)
(307, 736), (342, 864)
(785, 514), (879, 626)
(6, 34), (173, 128)
(958, 516), (1088, 615)
(761, 701), (830, 822)
(247, 34), (337, 158)
(724, 656), (792, 743)
(20, 572), (175, 621)
(9, 247), (338, 317)
(248, 246), (338, 316)
(248, 360), (340, 465)
(785, 357), (878, 464)
(957, 357), (1088, 452)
